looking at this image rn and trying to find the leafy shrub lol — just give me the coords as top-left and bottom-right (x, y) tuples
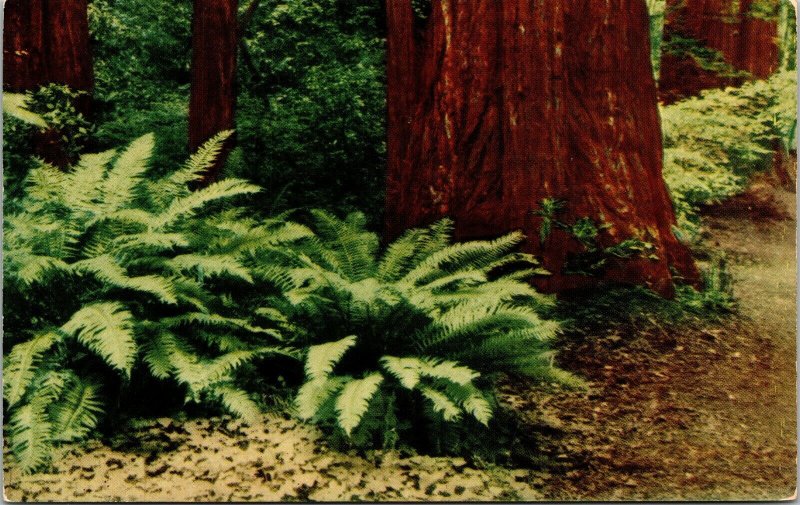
(269, 211), (580, 452)
(231, 0), (387, 224)
(661, 70), (797, 238)
(2, 86), (93, 202)
(3, 132), (308, 473)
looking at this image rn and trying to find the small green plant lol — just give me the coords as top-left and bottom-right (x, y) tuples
(535, 199), (657, 276)
(26, 84), (94, 160)
(3, 132), (307, 473)
(271, 212), (579, 452)
(676, 256), (735, 312)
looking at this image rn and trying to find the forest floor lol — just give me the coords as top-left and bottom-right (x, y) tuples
(4, 185), (797, 502)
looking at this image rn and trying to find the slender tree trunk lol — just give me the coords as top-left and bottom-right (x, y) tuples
(658, 0), (780, 104)
(189, 0), (239, 184)
(386, 0), (698, 297)
(3, 0), (93, 167)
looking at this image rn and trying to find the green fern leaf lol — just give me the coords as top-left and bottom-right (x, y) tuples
(209, 382), (261, 424)
(443, 382), (493, 426)
(101, 133), (154, 211)
(305, 335), (357, 380)
(167, 254), (254, 283)
(64, 150), (116, 215)
(418, 386), (461, 422)
(309, 210), (379, 281)
(296, 376), (348, 420)
(50, 377), (104, 443)
(3, 92), (48, 127)
(61, 302), (137, 377)
(72, 255), (178, 304)
(4, 332), (59, 406)
(8, 395), (53, 474)
(380, 356), (425, 389)
(335, 373), (383, 436)
(152, 179), (260, 230)
(12, 254), (70, 286)
(169, 130), (234, 187)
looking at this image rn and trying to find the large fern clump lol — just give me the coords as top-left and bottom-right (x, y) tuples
(3, 132), (308, 473)
(270, 211), (579, 452)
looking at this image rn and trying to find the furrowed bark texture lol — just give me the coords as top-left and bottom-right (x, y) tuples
(189, 0), (238, 184)
(3, 0), (93, 94)
(3, 0), (93, 166)
(385, 0), (698, 296)
(659, 0), (780, 104)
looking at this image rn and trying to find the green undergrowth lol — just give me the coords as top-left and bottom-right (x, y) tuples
(553, 259), (735, 335)
(662, 71), (797, 241)
(3, 127), (574, 473)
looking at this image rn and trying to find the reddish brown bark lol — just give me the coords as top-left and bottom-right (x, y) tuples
(3, 0), (93, 100)
(3, 0), (93, 167)
(659, 0), (780, 104)
(386, 0), (698, 297)
(189, 0), (238, 184)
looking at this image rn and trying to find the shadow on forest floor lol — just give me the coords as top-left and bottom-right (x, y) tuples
(505, 184), (796, 501)
(4, 186), (797, 502)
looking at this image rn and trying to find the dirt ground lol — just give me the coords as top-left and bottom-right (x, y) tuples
(4, 186), (797, 502)
(511, 185), (797, 501)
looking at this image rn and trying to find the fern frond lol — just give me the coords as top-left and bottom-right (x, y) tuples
(419, 386), (461, 422)
(381, 356), (425, 389)
(72, 255), (178, 304)
(101, 134), (154, 211)
(335, 373), (383, 435)
(400, 232), (526, 286)
(376, 228), (426, 282)
(162, 312), (282, 340)
(60, 302), (137, 377)
(442, 382), (492, 426)
(3, 92), (48, 127)
(173, 347), (295, 398)
(64, 150), (116, 215)
(24, 163), (66, 203)
(167, 254), (254, 283)
(50, 377), (104, 443)
(4, 332), (59, 406)
(296, 376), (348, 420)
(152, 179), (260, 230)
(208, 382), (261, 424)
(112, 232), (189, 251)
(8, 394), (53, 474)
(11, 254), (71, 286)
(169, 130), (234, 187)
(305, 335), (357, 380)
(309, 210), (379, 281)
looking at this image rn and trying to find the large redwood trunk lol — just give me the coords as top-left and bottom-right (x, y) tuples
(386, 0), (698, 296)
(3, 0), (93, 167)
(658, 0), (780, 104)
(3, 0), (93, 94)
(189, 0), (238, 184)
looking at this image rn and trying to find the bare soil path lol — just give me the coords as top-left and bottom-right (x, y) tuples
(517, 185), (797, 500)
(4, 187), (796, 502)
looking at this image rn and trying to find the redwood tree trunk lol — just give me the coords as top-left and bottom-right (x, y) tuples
(386, 0), (698, 297)
(658, 0), (780, 104)
(3, 0), (93, 167)
(189, 0), (238, 184)
(3, 0), (93, 103)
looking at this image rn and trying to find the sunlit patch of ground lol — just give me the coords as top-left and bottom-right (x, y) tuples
(4, 414), (546, 502)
